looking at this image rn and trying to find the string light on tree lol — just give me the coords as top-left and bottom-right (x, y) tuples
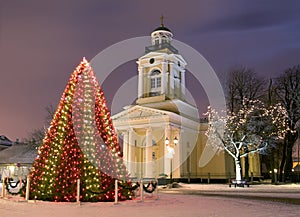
(28, 58), (133, 202)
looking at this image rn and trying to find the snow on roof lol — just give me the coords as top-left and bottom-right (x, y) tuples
(0, 135), (13, 147)
(0, 142), (37, 164)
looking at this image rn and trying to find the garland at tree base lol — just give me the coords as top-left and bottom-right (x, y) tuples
(119, 181), (139, 191)
(2, 177), (157, 198)
(118, 180), (157, 193)
(3, 177), (26, 196)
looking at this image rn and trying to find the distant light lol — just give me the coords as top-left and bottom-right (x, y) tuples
(174, 137), (178, 145)
(165, 137), (169, 145)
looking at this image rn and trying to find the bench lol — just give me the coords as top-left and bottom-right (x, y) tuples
(229, 179), (249, 188)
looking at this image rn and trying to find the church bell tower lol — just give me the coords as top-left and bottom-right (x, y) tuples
(136, 17), (187, 106)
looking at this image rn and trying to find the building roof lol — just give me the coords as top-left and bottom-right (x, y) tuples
(152, 26), (172, 33)
(153, 15), (172, 33)
(0, 135), (13, 148)
(0, 142), (37, 165)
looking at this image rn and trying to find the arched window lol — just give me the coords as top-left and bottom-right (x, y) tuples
(154, 37), (159, 45)
(150, 69), (161, 96)
(162, 35), (167, 44)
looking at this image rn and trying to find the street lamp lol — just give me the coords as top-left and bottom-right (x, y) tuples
(165, 137), (178, 183)
(274, 168), (278, 184)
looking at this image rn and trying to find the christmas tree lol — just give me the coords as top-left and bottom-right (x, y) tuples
(28, 58), (132, 202)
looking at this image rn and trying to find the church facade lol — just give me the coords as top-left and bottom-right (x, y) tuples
(112, 22), (261, 182)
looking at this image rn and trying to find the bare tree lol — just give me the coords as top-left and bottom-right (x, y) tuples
(226, 66), (266, 113)
(273, 65), (300, 181)
(225, 66), (266, 179)
(206, 99), (289, 183)
(24, 104), (56, 149)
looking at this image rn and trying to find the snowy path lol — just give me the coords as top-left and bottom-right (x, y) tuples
(1, 184), (300, 217)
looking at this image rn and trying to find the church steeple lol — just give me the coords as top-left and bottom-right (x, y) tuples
(136, 19), (187, 105)
(160, 15), (164, 27)
(150, 16), (173, 47)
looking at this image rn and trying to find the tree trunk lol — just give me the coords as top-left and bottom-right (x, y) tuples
(235, 158), (242, 183)
(279, 138), (287, 182)
(244, 155), (249, 180)
(284, 131), (297, 181)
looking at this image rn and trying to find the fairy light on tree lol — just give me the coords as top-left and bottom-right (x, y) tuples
(205, 98), (289, 183)
(28, 58), (132, 202)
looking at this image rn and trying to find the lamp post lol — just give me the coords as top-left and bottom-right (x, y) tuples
(274, 168), (278, 184)
(165, 137), (178, 183)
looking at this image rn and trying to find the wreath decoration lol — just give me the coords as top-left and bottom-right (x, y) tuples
(3, 177), (26, 196)
(142, 181), (157, 193)
(119, 181), (140, 191)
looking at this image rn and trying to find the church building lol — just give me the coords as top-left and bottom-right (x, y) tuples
(112, 21), (261, 182)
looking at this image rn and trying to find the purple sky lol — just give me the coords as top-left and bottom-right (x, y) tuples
(1, 0), (300, 141)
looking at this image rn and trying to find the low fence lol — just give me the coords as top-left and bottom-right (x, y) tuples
(1, 176), (158, 204)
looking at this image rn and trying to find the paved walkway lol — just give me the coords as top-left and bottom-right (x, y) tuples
(160, 183), (300, 204)
(1, 183), (300, 217)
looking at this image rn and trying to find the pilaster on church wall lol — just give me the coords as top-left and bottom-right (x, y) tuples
(169, 62), (175, 98)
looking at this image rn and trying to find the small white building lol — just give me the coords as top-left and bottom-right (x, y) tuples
(0, 141), (36, 180)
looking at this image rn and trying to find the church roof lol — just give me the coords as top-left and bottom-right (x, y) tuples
(152, 26), (172, 33)
(112, 104), (203, 132)
(112, 105), (171, 121)
(152, 15), (172, 33)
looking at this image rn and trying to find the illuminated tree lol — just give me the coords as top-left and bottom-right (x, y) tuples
(206, 99), (289, 183)
(29, 58), (132, 202)
(225, 67), (266, 179)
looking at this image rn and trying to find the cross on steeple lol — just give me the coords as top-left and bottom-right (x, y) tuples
(160, 15), (164, 27)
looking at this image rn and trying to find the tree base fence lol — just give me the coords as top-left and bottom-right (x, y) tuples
(2, 176), (158, 204)
(1, 176), (27, 198)
(129, 178), (158, 202)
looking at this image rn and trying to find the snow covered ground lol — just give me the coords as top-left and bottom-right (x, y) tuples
(1, 183), (300, 217)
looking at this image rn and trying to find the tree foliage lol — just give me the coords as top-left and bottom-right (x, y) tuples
(23, 105), (55, 150)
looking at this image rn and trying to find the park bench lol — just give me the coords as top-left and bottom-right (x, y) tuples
(229, 179), (249, 188)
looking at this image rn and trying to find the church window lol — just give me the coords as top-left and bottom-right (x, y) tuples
(150, 69), (162, 96)
(151, 78), (156, 88)
(151, 69), (161, 76)
(156, 77), (161, 87)
(162, 36), (167, 44)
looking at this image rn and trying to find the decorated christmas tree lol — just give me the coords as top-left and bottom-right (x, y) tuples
(28, 58), (132, 202)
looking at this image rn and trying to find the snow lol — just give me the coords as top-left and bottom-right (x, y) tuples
(1, 183), (300, 217)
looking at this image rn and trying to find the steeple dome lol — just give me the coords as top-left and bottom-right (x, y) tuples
(151, 16), (173, 46)
(152, 16), (172, 33)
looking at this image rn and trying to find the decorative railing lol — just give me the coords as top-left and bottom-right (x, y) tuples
(145, 43), (178, 54)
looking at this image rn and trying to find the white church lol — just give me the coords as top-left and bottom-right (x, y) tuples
(112, 21), (260, 182)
